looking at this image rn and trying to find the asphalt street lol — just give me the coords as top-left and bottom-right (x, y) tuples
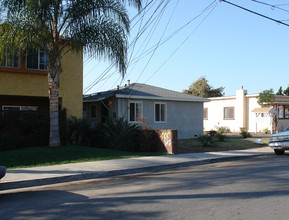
(1, 154), (289, 220)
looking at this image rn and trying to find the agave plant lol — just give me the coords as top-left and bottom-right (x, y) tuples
(101, 117), (140, 151)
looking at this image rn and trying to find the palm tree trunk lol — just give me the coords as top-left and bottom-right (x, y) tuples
(48, 73), (61, 147)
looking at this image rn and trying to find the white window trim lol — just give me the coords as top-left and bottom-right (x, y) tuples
(26, 48), (49, 70)
(128, 101), (143, 123)
(154, 102), (167, 123)
(0, 48), (20, 68)
(224, 107), (235, 120)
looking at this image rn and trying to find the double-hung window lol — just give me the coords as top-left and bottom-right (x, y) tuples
(129, 101), (142, 122)
(155, 102), (167, 123)
(26, 49), (49, 70)
(279, 106), (289, 119)
(204, 108), (208, 120)
(224, 107), (234, 120)
(0, 48), (20, 68)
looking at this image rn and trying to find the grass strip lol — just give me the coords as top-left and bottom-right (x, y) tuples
(0, 146), (162, 169)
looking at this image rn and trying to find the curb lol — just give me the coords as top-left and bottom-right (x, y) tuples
(0, 153), (266, 192)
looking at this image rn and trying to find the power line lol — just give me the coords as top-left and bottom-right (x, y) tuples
(220, 0), (289, 27)
(145, 2), (218, 84)
(83, 0), (158, 92)
(251, 0), (289, 13)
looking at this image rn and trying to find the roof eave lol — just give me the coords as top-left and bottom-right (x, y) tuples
(115, 94), (209, 102)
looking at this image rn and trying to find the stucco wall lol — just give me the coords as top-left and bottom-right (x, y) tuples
(59, 49), (83, 118)
(204, 91), (274, 133)
(247, 96), (272, 133)
(0, 49), (83, 118)
(204, 97), (238, 132)
(117, 98), (204, 139)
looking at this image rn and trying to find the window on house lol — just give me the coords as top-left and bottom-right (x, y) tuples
(224, 107), (234, 120)
(155, 102), (167, 122)
(261, 113), (269, 118)
(285, 106), (289, 119)
(0, 48), (20, 68)
(129, 101), (142, 122)
(90, 105), (97, 119)
(204, 108), (208, 120)
(279, 106), (284, 119)
(26, 49), (49, 70)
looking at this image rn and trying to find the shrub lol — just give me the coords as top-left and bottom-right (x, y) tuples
(197, 135), (212, 147)
(0, 133), (14, 151)
(217, 126), (230, 135)
(216, 133), (225, 142)
(101, 117), (140, 151)
(263, 128), (271, 134)
(18, 111), (50, 146)
(66, 117), (91, 145)
(208, 130), (217, 137)
(240, 128), (251, 138)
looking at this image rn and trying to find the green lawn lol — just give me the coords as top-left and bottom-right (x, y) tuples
(0, 146), (162, 169)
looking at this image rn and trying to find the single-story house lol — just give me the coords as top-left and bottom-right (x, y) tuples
(204, 87), (289, 133)
(83, 82), (209, 139)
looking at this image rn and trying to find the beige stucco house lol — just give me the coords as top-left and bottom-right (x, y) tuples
(204, 87), (289, 134)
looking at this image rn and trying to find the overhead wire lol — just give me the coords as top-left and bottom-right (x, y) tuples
(124, 0), (173, 83)
(134, 0), (178, 83)
(220, 0), (289, 27)
(251, 0), (289, 13)
(84, 0), (169, 93)
(120, 1), (219, 118)
(83, 0), (157, 90)
(126, 0), (218, 69)
(145, 1), (219, 84)
(84, 0), (220, 94)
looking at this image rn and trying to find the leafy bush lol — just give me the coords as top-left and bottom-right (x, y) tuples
(217, 126), (230, 134)
(18, 111), (49, 146)
(208, 130), (217, 137)
(66, 117), (91, 145)
(263, 128), (271, 134)
(216, 133), (225, 142)
(0, 133), (14, 151)
(240, 128), (251, 138)
(197, 135), (212, 147)
(101, 117), (140, 151)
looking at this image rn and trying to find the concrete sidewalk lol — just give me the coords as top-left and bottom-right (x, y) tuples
(0, 147), (273, 192)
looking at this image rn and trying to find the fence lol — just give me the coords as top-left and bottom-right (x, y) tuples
(0, 110), (66, 151)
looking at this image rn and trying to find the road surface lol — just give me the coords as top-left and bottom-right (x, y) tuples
(1, 155), (289, 219)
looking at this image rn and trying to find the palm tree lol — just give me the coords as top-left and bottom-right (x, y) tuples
(0, 0), (142, 147)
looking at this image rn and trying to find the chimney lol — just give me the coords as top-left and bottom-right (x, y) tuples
(128, 80), (130, 86)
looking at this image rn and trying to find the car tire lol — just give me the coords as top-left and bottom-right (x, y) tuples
(274, 149), (285, 155)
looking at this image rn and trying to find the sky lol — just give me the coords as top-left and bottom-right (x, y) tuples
(83, 0), (289, 97)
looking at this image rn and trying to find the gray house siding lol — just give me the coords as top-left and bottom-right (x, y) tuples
(117, 98), (203, 139)
(83, 83), (208, 139)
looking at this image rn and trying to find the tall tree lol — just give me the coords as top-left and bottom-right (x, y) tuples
(0, 0), (142, 147)
(276, 86), (283, 95)
(284, 86), (289, 96)
(183, 76), (224, 98)
(257, 89), (274, 106)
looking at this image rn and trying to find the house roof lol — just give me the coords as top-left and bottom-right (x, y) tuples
(84, 83), (209, 103)
(252, 107), (275, 113)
